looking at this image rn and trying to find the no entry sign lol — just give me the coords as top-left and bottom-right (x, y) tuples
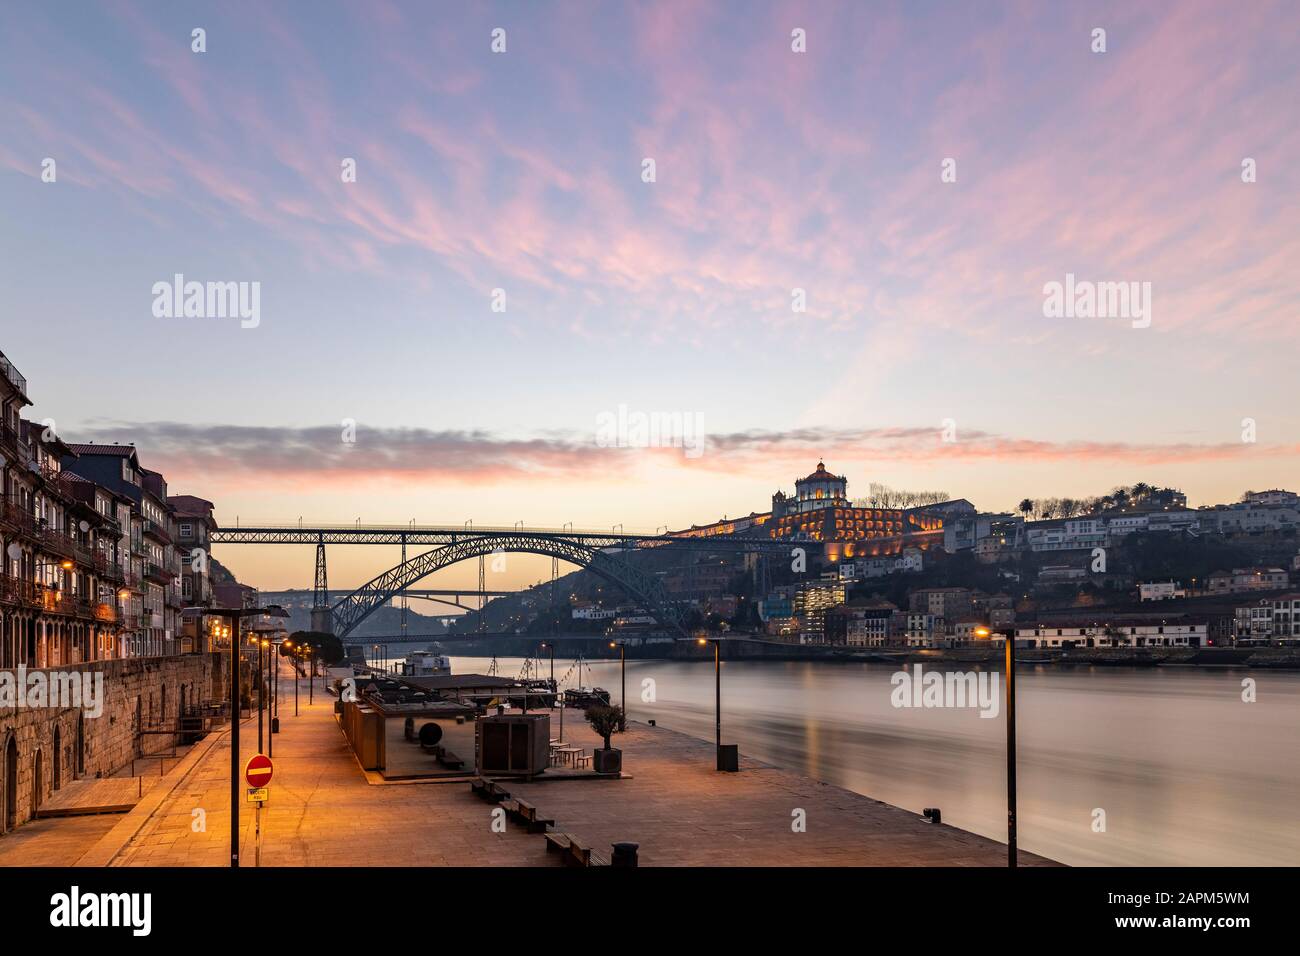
(244, 754), (274, 788)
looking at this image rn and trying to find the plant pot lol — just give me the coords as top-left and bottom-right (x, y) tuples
(592, 747), (622, 774)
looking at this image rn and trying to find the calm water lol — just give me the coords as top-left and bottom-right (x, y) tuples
(429, 655), (1300, 866)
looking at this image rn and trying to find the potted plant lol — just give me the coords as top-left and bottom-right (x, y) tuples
(584, 703), (625, 774)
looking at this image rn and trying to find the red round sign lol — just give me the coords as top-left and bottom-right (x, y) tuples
(245, 754), (273, 788)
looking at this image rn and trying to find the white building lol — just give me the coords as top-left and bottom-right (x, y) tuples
(902, 612), (943, 647)
(1207, 567), (1290, 594)
(1198, 503), (1299, 534)
(1247, 490), (1298, 506)
(572, 606), (616, 620)
(1233, 594), (1300, 645)
(1139, 581), (1185, 601)
(845, 607), (894, 647)
(1011, 620), (1207, 648)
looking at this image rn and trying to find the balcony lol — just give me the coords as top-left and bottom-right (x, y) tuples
(38, 462), (78, 503)
(39, 525), (79, 560)
(93, 602), (119, 624)
(0, 573), (43, 608)
(0, 350), (28, 399)
(0, 497), (39, 536)
(0, 422), (18, 457)
(99, 558), (126, 582)
(145, 562), (176, 585)
(142, 519), (173, 544)
(40, 589), (76, 616)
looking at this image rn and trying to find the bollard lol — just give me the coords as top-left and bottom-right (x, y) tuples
(611, 842), (639, 867)
(717, 744), (739, 772)
(922, 807), (942, 825)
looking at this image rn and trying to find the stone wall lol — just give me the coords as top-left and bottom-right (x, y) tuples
(0, 652), (220, 834)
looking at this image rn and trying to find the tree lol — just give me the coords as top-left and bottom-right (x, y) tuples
(1018, 498), (1034, 518)
(584, 704), (626, 748)
(290, 631), (344, 665)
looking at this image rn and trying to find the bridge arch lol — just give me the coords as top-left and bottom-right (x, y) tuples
(330, 534), (686, 640)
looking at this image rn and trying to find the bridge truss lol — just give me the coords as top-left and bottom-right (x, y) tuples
(210, 525), (789, 641)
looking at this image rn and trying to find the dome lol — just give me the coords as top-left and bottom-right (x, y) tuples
(800, 460), (840, 483)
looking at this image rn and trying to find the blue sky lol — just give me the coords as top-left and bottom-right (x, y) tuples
(2, 0), (1297, 588)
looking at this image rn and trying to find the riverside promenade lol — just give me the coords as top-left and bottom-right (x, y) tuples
(56, 669), (1055, 867)
(81, 672), (548, 867)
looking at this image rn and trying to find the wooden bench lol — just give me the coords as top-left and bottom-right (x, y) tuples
(567, 834), (610, 867)
(544, 831), (571, 856)
(545, 831), (609, 866)
(471, 777), (510, 804)
(508, 798), (555, 833)
(433, 746), (464, 770)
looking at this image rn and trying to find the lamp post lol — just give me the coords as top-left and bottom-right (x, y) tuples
(256, 637), (268, 755)
(272, 637), (281, 727)
(1005, 627), (1017, 867)
(977, 625), (1017, 867)
(697, 636), (722, 767)
(183, 603), (288, 869)
(609, 641), (626, 730)
(282, 639), (294, 719)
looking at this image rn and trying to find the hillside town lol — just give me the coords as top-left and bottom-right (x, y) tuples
(483, 463), (1300, 653)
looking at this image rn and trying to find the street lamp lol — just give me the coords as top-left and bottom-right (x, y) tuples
(182, 603), (289, 869)
(257, 638), (270, 755)
(976, 625), (1017, 868)
(695, 636), (731, 771)
(281, 639), (294, 719)
(304, 645), (314, 704)
(609, 641), (626, 730)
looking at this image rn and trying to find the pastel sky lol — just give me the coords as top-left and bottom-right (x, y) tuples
(1, 0), (1297, 592)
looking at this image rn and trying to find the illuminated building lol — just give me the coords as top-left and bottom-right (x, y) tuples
(674, 461), (959, 562)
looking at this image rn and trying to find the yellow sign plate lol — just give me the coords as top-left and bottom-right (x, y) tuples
(247, 787), (269, 803)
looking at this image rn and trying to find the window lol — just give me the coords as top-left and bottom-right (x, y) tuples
(179, 522), (193, 538)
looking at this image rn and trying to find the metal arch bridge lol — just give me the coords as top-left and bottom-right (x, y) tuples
(255, 588), (516, 615)
(210, 523), (789, 640)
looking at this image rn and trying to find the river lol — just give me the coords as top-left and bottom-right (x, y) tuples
(430, 655), (1300, 866)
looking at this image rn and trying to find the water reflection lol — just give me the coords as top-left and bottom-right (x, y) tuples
(443, 656), (1300, 866)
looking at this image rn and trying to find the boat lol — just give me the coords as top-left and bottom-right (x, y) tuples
(401, 650), (452, 677)
(563, 687), (611, 709)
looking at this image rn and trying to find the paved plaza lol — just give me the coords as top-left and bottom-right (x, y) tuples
(1, 662), (1055, 868)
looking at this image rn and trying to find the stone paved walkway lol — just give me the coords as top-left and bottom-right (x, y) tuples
(106, 672), (550, 867)
(0, 813), (122, 866)
(507, 720), (1058, 866)
(41, 660), (1056, 867)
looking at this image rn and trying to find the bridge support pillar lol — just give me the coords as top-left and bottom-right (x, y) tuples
(312, 536), (333, 633)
